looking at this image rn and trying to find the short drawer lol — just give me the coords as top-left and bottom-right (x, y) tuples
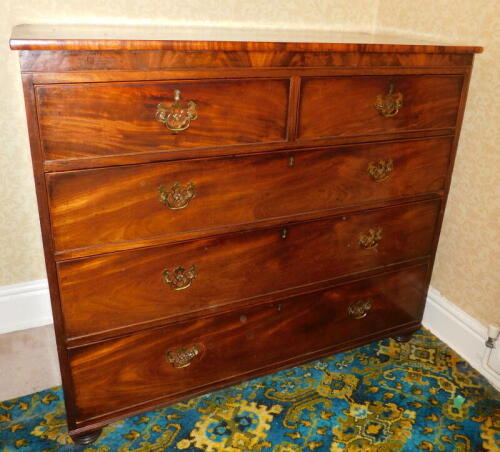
(47, 137), (451, 253)
(58, 200), (440, 338)
(298, 75), (463, 140)
(36, 78), (290, 161)
(69, 264), (428, 423)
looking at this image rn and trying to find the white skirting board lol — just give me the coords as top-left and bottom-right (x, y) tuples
(0, 279), (52, 334)
(422, 286), (500, 390)
(0, 279), (498, 389)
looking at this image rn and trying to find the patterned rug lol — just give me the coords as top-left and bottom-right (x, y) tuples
(0, 329), (498, 451)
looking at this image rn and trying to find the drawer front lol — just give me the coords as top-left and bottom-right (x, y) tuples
(58, 200), (440, 338)
(48, 137), (451, 253)
(69, 264), (428, 422)
(298, 75), (463, 140)
(36, 78), (290, 161)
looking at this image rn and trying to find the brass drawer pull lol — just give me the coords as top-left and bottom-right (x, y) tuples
(367, 159), (394, 182)
(348, 298), (373, 319)
(359, 226), (383, 249)
(166, 344), (200, 368)
(162, 264), (197, 290)
(155, 89), (198, 133)
(375, 83), (403, 118)
(158, 182), (196, 210)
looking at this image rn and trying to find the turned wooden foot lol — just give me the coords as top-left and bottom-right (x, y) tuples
(394, 332), (414, 343)
(71, 428), (102, 445)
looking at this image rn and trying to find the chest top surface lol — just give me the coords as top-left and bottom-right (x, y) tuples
(10, 23), (483, 53)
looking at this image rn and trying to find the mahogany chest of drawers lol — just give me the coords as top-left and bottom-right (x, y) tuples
(10, 25), (481, 444)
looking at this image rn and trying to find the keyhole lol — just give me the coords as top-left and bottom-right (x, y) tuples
(281, 228), (288, 239)
(288, 155), (295, 167)
(276, 303), (282, 312)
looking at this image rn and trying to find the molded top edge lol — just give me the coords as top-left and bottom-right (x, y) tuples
(10, 24), (483, 53)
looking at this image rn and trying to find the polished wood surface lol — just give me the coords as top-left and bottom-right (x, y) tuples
(10, 24), (483, 53)
(36, 78), (289, 160)
(12, 27), (478, 441)
(299, 75), (462, 140)
(47, 137), (451, 254)
(21, 51), (475, 74)
(36, 68), (467, 173)
(69, 264), (428, 422)
(58, 200), (439, 339)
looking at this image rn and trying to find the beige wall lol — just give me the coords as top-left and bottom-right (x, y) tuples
(1, 1), (498, 324)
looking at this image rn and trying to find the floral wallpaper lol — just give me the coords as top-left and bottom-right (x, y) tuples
(1, 1), (497, 325)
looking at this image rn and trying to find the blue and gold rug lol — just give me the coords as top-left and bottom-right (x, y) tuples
(1, 329), (498, 451)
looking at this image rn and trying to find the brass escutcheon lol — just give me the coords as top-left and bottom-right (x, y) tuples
(166, 344), (200, 368)
(155, 89), (198, 133)
(162, 264), (197, 291)
(367, 158), (394, 182)
(348, 298), (373, 319)
(158, 182), (196, 210)
(359, 227), (383, 249)
(374, 83), (403, 118)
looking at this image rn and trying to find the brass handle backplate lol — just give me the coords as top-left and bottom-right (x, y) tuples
(166, 344), (200, 368)
(348, 298), (373, 319)
(367, 159), (394, 182)
(374, 84), (403, 118)
(359, 226), (383, 249)
(155, 89), (198, 133)
(158, 182), (196, 210)
(162, 264), (197, 290)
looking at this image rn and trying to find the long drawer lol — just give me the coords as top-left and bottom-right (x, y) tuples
(36, 78), (290, 161)
(69, 264), (428, 423)
(47, 137), (451, 254)
(298, 75), (463, 140)
(58, 200), (440, 339)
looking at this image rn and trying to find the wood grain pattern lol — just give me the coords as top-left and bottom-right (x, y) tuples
(31, 66), (470, 85)
(42, 129), (456, 174)
(57, 200), (440, 339)
(36, 78), (290, 160)
(11, 28), (479, 442)
(19, 50), (474, 73)
(10, 24), (483, 54)
(32, 67), (468, 173)
(69, 264), (428, 423)
(18, 75), (82, 427)
(299, 75), (463, 140)
(47, 137), (452, 254)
